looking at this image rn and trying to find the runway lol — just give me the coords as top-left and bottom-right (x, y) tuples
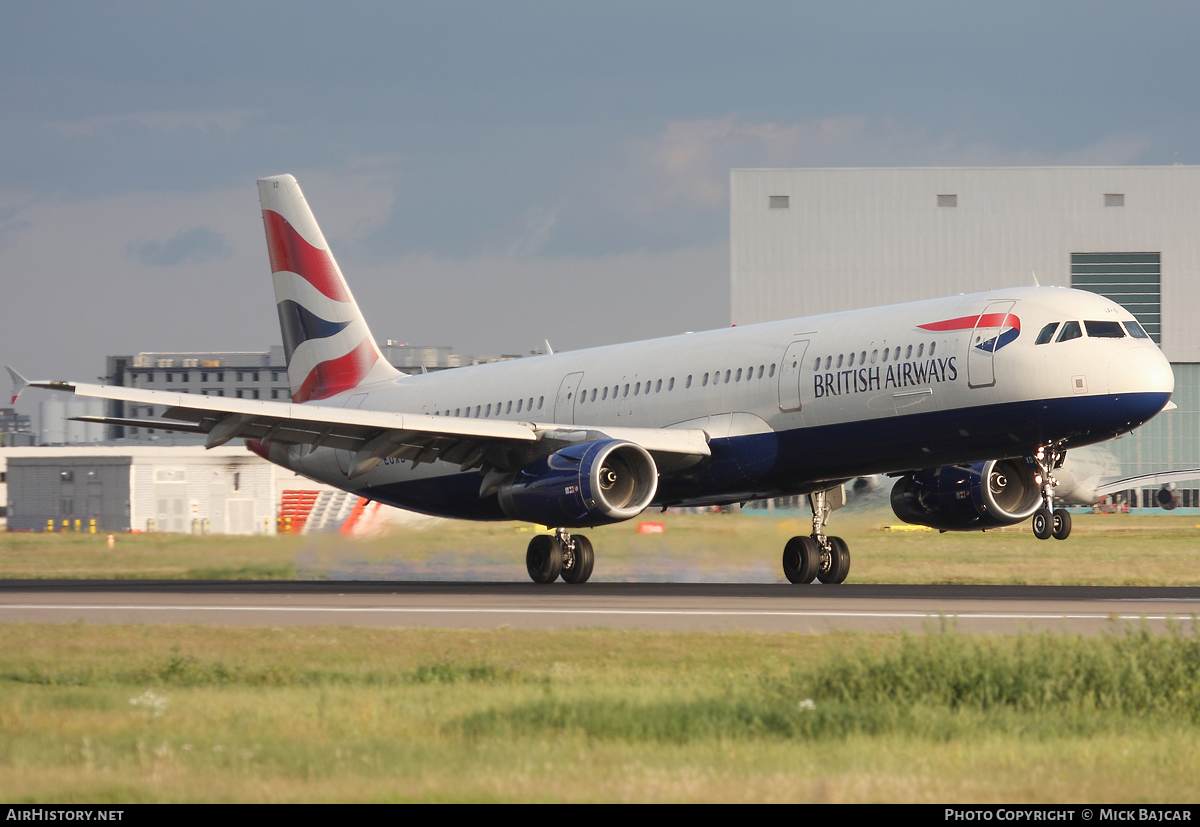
(2, 581), (1199, 633)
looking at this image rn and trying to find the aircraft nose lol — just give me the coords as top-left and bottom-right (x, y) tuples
(1108, 344), (1175, 397)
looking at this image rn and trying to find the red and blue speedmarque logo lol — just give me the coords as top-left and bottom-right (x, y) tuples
(918, 313), (1022, 352)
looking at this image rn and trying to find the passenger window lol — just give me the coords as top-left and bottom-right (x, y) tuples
(655, 379), (662, 392)
(736, 368), (743, 382)
(1057, 321), (1082, 342)
(724, 370), (731, 383)
(623, 384), (629, 397)
(602, 387), (608, 400)
(836, 354), (843, 369)
(822, 356), (830, 371)
(669, 377), (675, 391)
(813, 357), (821, 371)
(894, 347), (900, 361)
(517, 399), (523, 413)
(485, 404), (491, 417)
(538, 396), (544, 409)
(455, 408), (460, 416)
(1035, 323), (1060, 345)
(758, 365), (764, 378)
(528, 397), (534, 410)
(848, 352), (855, 367)
(904, 345), (911, 360)
(881, 348), (888, 363)
(686, 375), (692, 388)
(634, 383), (640, 396)
(1124, 321), (1149, 339)
(928, 343), (935, 356)
(1085, 320), (1125, 339)
(592, 388), (597, 401)
(702, 373), (709, 387)
(506, 401), (512, 414)
(870, 349), (878, 364)
(769, 364), (775, 377)
(917, 343), (924, 358)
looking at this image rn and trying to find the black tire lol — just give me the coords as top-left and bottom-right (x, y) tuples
(561, 535), (595, 584)
(782, 536), (820, 584)
(526, 535), (563, 584)
(1052, 508), (1072, 540)
(818, 536), (851, 584)
(1031, 508), (1053, 540)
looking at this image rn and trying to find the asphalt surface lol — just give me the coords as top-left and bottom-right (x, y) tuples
(2, 581), (1199, 633)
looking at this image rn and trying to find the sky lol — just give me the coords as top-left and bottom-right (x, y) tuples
(3, 1), (1199, 421)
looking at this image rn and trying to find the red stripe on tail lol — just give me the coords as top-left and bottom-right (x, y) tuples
(292, 337), (380, 403)
(262, 210), (352, 302)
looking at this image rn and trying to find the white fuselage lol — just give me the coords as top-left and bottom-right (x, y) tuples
(277, 285), (1174, 519)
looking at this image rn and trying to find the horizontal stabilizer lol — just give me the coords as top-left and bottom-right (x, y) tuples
(1094, 468), (1200, 496)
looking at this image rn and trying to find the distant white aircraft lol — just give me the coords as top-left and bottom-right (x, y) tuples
(9, 174), (1176, 584)
(853, 444), (1200, 512)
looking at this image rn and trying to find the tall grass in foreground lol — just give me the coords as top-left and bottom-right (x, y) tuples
(460, 624), (1200, 743)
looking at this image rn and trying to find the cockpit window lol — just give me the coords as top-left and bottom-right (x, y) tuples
(1085, 321), (1125, 339)
(1035, 323), (1060, 345)
(1124, 321), (1150, 339)
(1056, 321), (1082, 342)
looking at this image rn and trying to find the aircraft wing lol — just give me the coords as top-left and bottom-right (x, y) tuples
(1093, 469), (1200, 497)
(8, 368), (710, 479)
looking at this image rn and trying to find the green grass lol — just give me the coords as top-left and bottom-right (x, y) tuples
(4, 509), (1200, 584)
(3, 623), (1200, 802)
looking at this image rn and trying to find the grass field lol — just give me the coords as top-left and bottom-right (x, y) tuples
(3, 509), (1199, 585)
(2, 623), (1200, 803)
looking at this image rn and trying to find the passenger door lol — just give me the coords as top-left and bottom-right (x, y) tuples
(554, 372), (585, 424)
(777, 340), (810, 412)
(967, 301), (1016, 389)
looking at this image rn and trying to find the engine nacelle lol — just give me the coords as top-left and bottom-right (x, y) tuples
(497, 439), (658, 528)
(890, 458), (1044, 531)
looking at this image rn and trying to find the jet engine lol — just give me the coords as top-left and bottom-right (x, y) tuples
(890, 458), (1044, 531)
(497, 439), (658, 528)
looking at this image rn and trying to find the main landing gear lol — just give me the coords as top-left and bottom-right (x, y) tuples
(526, 528), (595, 584)
(1030, 443), (1072, 541)
(782, 487), (850, 585)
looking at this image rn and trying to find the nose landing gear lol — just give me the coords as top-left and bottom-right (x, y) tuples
(1030, 443), (1072, 541)
(782, 487), (850, 584)
(525, 527), (595, 584)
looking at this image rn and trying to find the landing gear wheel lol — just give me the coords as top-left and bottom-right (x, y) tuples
(818, 536), (851, 584)
(1031, 508), (1053, 540)
(1052, 508), (1072, 541)
(561, 534), (595, 584)
(782, 536), (820, 584)
(526, 535), (563, 584)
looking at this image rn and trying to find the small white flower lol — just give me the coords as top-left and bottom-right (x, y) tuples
(798, 698), (816, 711)
(129, 690), (168, 717)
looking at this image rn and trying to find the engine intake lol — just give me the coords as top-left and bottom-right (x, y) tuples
(498, 439), (658, 528)
(890, 458), (1044, 531)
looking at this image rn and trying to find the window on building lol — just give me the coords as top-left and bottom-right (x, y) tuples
(1071, 253), (1161, 343)
(181, 372), (189, 382)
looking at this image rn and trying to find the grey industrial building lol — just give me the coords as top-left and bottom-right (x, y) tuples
(731, 165), (1200, 508)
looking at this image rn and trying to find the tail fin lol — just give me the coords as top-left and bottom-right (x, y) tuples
(258, 174), (399, 403)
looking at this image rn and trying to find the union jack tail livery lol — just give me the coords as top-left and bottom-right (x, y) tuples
(258, 174), (398, 402)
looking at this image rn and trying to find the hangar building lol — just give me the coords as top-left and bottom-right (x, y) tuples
(730, 166), (1200, 504)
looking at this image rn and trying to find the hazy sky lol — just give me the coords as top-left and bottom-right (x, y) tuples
(3, 1), (1198, 419)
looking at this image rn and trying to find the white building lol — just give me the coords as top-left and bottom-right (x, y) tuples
(0, 445), (343, 533)
(730, 166), (1200, 497)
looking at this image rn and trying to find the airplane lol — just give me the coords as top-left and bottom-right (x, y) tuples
(7, 174), (1177, 585)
